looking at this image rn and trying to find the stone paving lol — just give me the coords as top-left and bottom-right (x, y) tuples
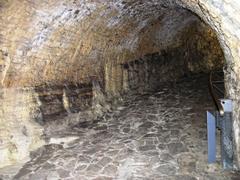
(1, 74), (240, 180)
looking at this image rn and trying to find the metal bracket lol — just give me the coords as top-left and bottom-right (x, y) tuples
(220, 99), (233, 113)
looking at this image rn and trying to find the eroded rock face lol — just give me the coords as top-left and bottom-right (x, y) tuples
(0, 88), (44, 168)
(0, 0), (240, 168)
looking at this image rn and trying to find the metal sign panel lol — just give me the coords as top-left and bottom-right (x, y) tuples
(207, 111), (216, 163)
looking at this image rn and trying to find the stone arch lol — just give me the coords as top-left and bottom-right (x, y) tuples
(0, 0), (240, 169)
(179, 1), (240, 168)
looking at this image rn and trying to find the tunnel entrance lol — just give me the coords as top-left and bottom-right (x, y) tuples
(1, 2), (240, 180)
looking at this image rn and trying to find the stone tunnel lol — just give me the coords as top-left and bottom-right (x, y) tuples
(0, 0), (240, 179)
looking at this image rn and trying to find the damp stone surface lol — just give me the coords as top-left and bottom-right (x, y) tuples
(0, 74), (239, 180)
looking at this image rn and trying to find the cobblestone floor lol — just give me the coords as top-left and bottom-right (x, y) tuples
(1, 74), (240, 180)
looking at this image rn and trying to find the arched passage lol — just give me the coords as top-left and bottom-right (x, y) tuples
(0, 0), (240, 178)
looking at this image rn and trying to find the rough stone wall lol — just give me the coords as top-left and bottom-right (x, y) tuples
(0, 0), (240, 168)
(115, 22), (224, 94)
(36, 83), (93, 121)
(0, 88), (44, 168)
